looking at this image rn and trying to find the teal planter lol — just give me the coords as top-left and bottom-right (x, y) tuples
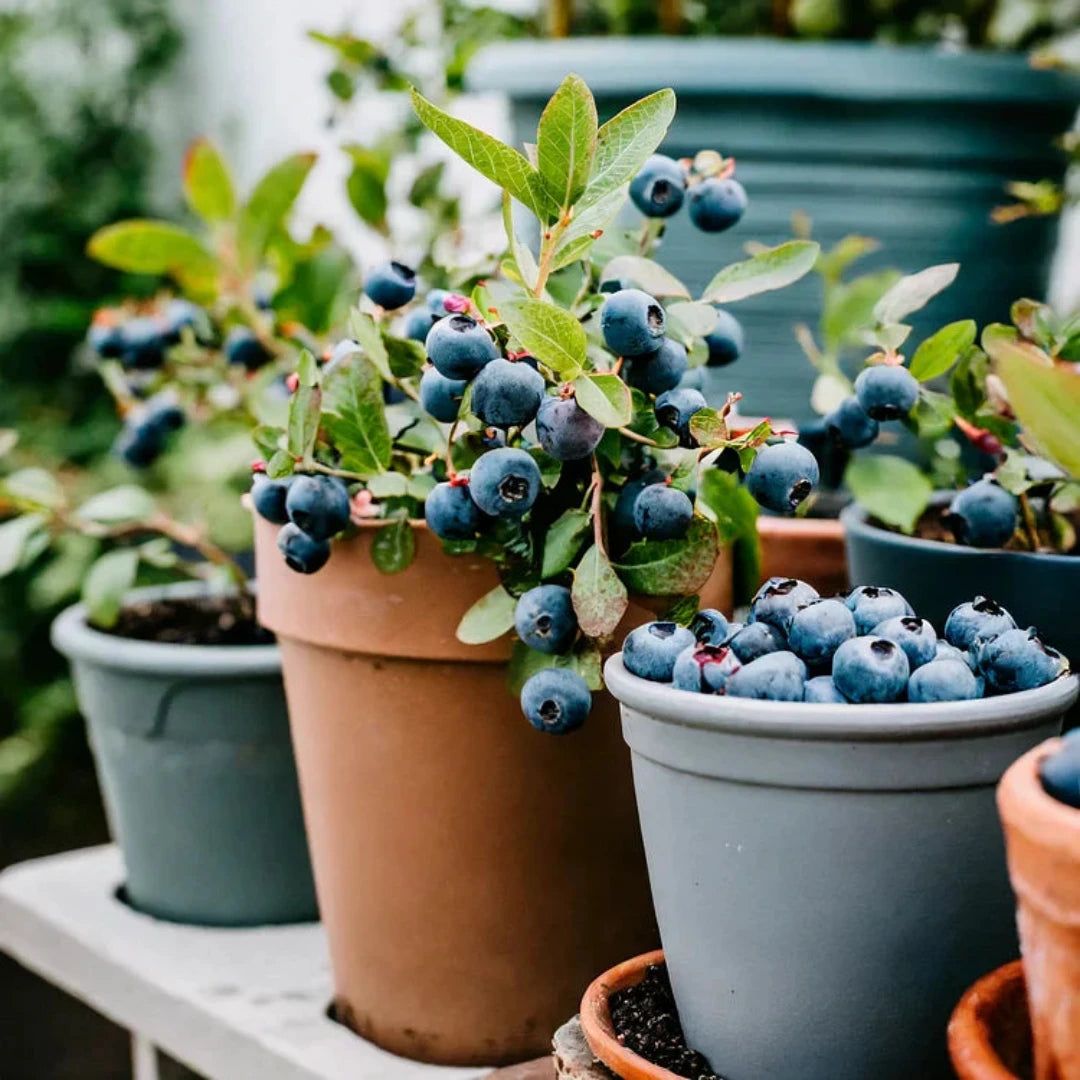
(52, 584), (317, 926)
(469, 39), (1079, 420)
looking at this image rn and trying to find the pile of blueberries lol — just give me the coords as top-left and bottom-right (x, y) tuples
(1040, 730), (1080, 810)
(620, 580), (1069, 705)
(253, 471), (350, 575)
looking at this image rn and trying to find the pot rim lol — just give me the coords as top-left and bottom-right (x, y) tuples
(947, 960), (1026, 1080)
(998, 738), (1080, 862)
(604, 655), (1078, 742)
(51, 580), (280, 677)
(580, 949), (683, 1080)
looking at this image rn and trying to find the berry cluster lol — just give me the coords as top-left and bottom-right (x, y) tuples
(823, 363), (920, 451)
(253, 472), (350, 574)
(630, 153), (747, 236)
(622, 582), (1069, 704)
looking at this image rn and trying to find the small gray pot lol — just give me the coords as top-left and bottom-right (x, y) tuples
(605, 655), (1078, 1080)
(51, 583), (316, 926)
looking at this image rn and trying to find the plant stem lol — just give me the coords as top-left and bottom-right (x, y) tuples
(445, 417), (461, 477)
(309, 461), (368, 482)
(532, 214), (571, 298)
(590, 455), (605, 554)
(1018, 491), (1041, 551)
(618, 426), (661, 447)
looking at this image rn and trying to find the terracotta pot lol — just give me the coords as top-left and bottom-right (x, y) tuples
(949, 961), (1033, 1080)
(998, 739), (1080, 1080)
(757, 515), (847, 597)
(255, 518), (733, 1066)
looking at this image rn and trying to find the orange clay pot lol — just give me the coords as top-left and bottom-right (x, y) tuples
(255, 517), (732, 1066)
(757, 515), (848, 598)
(949, 961), (1033, 1080)
(997, 739), (1080, 1080)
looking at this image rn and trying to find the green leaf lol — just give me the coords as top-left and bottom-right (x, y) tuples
(909, 390), (955, 440)
(238, 152), (317, 261)
(321, 355), (392, 475)
(3, 468), (64, 510)
(77, 486), (156, 525)
(370, 517), (416, 574)
(583, 89), (676, 205)
(287, 385), (322, 461)
(696, 468), (759, 543)
(253, 425), (286, 458)
(573, 374), (632, 428)
(688, 408), (727, 448)
(601, 256), (689, 300)
(297, 349), (320, 388)
(343, 145), (390, 228)
(950, 346), (990, 419)
(702, 241), (820, 304)
(821, 270), (900, 351)
(572, 543), (628, 637)
(665, 301), (718, 341)
(383, 335), (426, 379)
(614, 515), (720, 597)
(554, 185), (628, 257)
(542, 509), (592, 577)
(501, 191), (539, 291)
(810, 373), (851, 415)
(664, 594), (700, 626)
(501, 299), (587, 378)
(87, 220), (217, 279)
(507, 640), (603, 694)
(910, 320), (977, 382)
(411, 88), (557, 222)
(550, 236), (595, 272)
(82, 549), (139, 629)
(182, 138), (236, 223)
(266, 450), (295, 479)
(456, 584), (518, 644)
(536, 74), (597, 210)
(873, 263), (959, 325)
(844, 455), (933, 534)
(349, 309), (393, 381)
(0, 514), (47, 577)
(365, 473), (408, 498)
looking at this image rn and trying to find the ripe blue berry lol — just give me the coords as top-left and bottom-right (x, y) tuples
(935, 640), (977, 671)
(162, 299), (206, 343)
(672, 644), (741, 693)
(704, 308), (744, 367)
(726, 621), (787, 664)
(825, 396), (879, 449)
(975, 626), (1067, 694)
(610, 470), (666, 549)
(113, 398), (185, 468)
(471, 357), (545, 428)
(119, 316), (167, 369)
(469, 447), (541, 517)
(514, 585), (577, 655)
(536, 396), (605, 461)
(944, 596), (1016, 651)
(726, 651), (807, 701)
(629, 155), (687, 218)
(787, 598), (857, 667)
(1038, 732), (1080, 809)
(853, 365), (919, 421)
(832, 637), (911, 704)
(426, 314), (498, 379)
(687, 177), (747, 233)
(634, 484), (693, 540)
(225, 327), (273, 371)
(520, 667), (591, 734)
(285, 474), (351, 541)
(679, 367), (706, 392)
(601, 289), (666, 357)
(364, 261), (417, 310)
(626, 338), (688, 395)
(907, 658), (982, 703)
(252, 474), (293, 525)
(88, 319), (125, 358)
(946, 479), (1019, 549)
(623, 621), (696, 681)
(746, 441), (820, 514)
(846, 586), (914, 636)
(872, 615), (938, 670)
(277, 522), (331, 574)
(750, 577), (819, 633)
(655, 387), (707, 448)
(426, 289), (451, 315)
(404, 308), (438, 343)
(425, 479), (486, 540)
(419, 367), (468, 423)
(690, 609), (729, 646)
(803, 675), (847, 704)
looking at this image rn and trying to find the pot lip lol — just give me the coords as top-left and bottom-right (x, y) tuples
(604, 655), (1078, 742)
(757, 514), (844, 538)
(998, 738), (1080, 855)
(580, 949), (684, 1080)
(468, 38), (1080, 106)
(947, 959), (1026, 1080)
(841, 500), (1080, 571)
(51, 581), (281, 677)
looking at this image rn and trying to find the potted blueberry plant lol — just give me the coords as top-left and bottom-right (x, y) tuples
(249, 75), (821, 1064)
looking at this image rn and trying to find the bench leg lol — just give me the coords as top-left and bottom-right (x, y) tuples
(132, 1033), (161, 1080)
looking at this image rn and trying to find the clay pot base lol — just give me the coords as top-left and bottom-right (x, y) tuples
(949, 961), (1033, 1080)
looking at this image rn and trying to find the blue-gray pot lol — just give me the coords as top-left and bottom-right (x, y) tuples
(605, 655), (1077, 1080)
(469, 39), (1079, 422)
(51, 583), (316, 926)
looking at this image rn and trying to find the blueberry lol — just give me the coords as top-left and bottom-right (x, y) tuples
(726, 651), (807, 701)
(88, 319), (124, 358)
(907, 659), (982, 703)
(426, 314), (498, 379)
(277, 522), (331, 574)
(468, 447), (541, 517)
(629, 154), (687, 218)
(672, 644), (741, 693)
(687, 177), (747, 233)
(746, 441), (819, 514)
(679, 367), (706, 392)
(872, 615), (938, 670)
(726, 621), (787, 664)
(285, 474), (351, 541)
(832, 637), (911, 704)
(975, 626), (1067, 694)
(426, 289), (451, 315)
(514, 585), (577, 655)
(846, 586), (914, 636)
(471, 357), (545, 428)
(944, 596), (1016, 651)
(691, 609), (729, 646)
(119, 316), (167, 369)
(825, 396), (879, 449)
(623, 621), (696, 681)
(804, 675), (848, 704)
(112, 398), (185, 467)
(536, 396), (605, 461)
(161, 299), (206, 343)
(655, 387), (707, 448)
(419, 367), (468, 423)
(404, 308), (438, 343)
(633, 484), (693, 540)
(600, 277), (631, 295)
(520, 667), (591, 735)
(1038, 732), (1080, 809)
(601, 289), (666, 357)
(252, 474), (293, 525)
(935, 640), (977, 671)
(704, 309), (744, 367)
(425, 479), (486, 540)
(626, 338), (688, 396)
(611, 469), (667, 549)
(364, 260), (417, 310)
(853, 365), (919, 421)
(225, 327), (273, 371)
(787, 598), (857, 667)
(749, 577), (819, 633)
(945, 479), (1019, 549)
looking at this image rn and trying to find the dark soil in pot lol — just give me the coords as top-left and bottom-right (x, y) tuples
(103, 593), (272, 646)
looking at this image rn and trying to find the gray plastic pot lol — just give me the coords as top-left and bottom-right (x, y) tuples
(604, 654), (1078, 1080)
(51, 583), (316, 926)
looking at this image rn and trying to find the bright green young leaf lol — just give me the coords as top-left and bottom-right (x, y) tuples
(909, 320), (977, 382)
(287, 385), (322, 461)
(82, 548), (139, 629)
(507, 640), (603, 694)
(821, 270), (900, 351)
(371, 517), (416, 574)
(266, 450), (295, 479)
(665, 301), (718, 340)
(0, 514), (47, 577)
(572, 543), (628, 637)
(297, 349), (320, 388)
(321, 355), (392, 475)
(77, 486), (156, 525)
(343, 145), (390, 228)
(456, 583), (518, 644)
(702, 241), (820, 304)
(844, 455), (933, 534)
(873, 263), (959, 326)
(87, 220), (217, 279)
(688, 408), (727, 448)
(601, 255), (690, 299)
(614, 515), (720, 597)
(542, 508), (592, 577)
(238, 152), (317, 261)
(573, 374), (633, 428)
(182, 138), (236, 223)
(3, 468), (64, 510)
(697, 468), (759, 544)
(909, 390), (955, 440)
(554, 184), (628, 257)
(349, 308), (393, 381)
(537, 74), (597, 209)
(253, 425), (286, 458)
(501, 298), (587, 378)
